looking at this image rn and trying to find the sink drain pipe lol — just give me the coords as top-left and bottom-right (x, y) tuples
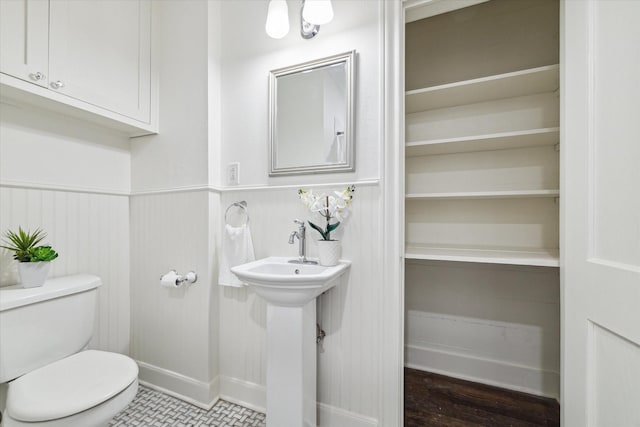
(317, 293), (327, 345)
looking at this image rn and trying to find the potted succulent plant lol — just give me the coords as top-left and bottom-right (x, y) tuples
(298, 185), (355, 266)
(1, 227), (58, 288)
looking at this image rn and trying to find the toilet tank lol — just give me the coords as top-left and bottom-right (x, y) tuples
(0, 274), (101, 383)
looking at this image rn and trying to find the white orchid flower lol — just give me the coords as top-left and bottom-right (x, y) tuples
(310, 199), (327, 216)
(298, 185), (356, 240)
(332, 192), (349, 209)
(298, 188), (319, 208)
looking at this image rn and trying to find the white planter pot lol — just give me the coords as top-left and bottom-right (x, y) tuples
(18, 262), (51, 288)
(317, 240), (341, 266)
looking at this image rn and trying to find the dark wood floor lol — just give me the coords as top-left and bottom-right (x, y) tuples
(405, 368), (560, 427)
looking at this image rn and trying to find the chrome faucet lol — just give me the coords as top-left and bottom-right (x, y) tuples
(288, 219), (317, 264)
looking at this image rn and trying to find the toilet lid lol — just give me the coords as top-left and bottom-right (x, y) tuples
(7, 350), (138, 422)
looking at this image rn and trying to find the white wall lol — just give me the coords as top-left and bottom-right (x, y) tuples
(0, 103), (130, 193)
(128, 0), (221, 408)
(405, 261), (560, 398)
(217, 1), (384, 425)
(1, 2), (388, 423)
(0, 103), (131, 354)
(220, 0), (381, 187)
(130, 190), (219, 406)
(130, 1), (210, 192)
(218, 185), (382, 426)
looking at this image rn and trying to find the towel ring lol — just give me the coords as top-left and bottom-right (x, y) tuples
(225, 201), (249, 226)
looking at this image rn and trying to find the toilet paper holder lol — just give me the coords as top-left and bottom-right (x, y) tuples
(160, 270), (198, 287)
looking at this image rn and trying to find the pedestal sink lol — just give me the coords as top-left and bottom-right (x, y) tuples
(231, 257), (351, 427)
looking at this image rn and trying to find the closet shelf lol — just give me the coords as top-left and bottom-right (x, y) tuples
(405, 64), (559, 114)
(406, 127), (560, 156)
(404, 244), (560, 267)
(405, 190), (560, 201)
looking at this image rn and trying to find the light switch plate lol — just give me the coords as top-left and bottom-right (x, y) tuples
(227, 162), (240, 185)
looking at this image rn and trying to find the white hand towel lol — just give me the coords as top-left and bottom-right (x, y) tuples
(218, 223), (255, 287)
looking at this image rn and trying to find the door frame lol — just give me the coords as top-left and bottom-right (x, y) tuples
(380, 1), (405, 425)
(382, 1), (567, 425)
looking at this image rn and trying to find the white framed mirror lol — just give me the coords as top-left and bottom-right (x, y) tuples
(269, 50), (355, 176)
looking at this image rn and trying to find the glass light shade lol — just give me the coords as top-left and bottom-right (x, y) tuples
(302, 0), (334, 25)
(266, 0), (290, 39)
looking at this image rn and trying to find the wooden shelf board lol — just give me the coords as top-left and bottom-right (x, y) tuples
(405, 0), (489, 23)
(406, 127), (559, 156)
(406, 190), (560, 201)
(405, 64), (559, 113)
(404, 245), (560, 267)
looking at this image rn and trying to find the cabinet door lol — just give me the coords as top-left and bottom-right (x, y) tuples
(48, 0), (151, 122)
(0, 0), (49, 87)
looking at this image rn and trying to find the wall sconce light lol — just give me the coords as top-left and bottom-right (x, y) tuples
(265, 0), (334, 40)
(265, 0), (290, 39)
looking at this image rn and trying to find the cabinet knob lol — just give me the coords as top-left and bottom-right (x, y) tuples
(50, 80), (65, 90)
(29, 72), (45, 81)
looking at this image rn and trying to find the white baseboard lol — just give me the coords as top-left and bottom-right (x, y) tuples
(218, 375), (266, 413)
(219, 375), (379, 427)
(405, 309), (560, 399)
(405, 343), (560, 399)
(317, 403), (378, 427)
(136, 360), (219, 409)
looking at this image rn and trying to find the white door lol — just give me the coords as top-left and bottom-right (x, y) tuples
(562, 1), (640, 426)
(0, 0), (49, 87)
(48, 0), (151, 122)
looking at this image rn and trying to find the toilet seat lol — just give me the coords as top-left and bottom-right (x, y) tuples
(6, 350), (138, 423)
(3, 380), (138, 427)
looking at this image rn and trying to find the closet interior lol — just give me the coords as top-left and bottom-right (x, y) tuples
(403, 0), (561, 401)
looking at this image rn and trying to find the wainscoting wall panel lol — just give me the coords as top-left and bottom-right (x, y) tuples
(0, 186), (130, 354)
(130, 190), (219, 407)
(218, 184), (381, 426)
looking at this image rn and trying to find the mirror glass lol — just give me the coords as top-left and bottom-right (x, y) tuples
(269, 51), (355, 176)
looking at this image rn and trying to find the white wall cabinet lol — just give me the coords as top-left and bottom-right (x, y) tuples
(0, 0), (49, 88)
(0, 0), (155, 136)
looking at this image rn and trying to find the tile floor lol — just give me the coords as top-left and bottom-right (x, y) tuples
(110, 385), (266, 427)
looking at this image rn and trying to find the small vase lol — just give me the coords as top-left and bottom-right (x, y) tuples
(18, 262), (51, 288)
(317, 240), (341, 266)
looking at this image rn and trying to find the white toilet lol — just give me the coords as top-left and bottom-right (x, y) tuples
(0, 275), (138, 427)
